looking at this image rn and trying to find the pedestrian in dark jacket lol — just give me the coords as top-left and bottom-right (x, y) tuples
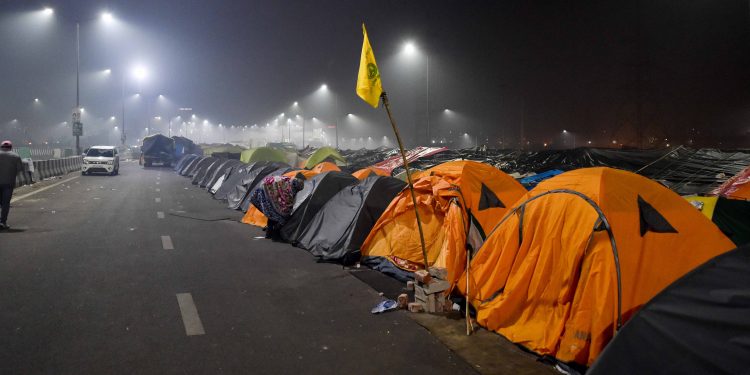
(0, 140), (24, 229)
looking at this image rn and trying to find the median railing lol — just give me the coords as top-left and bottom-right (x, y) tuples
(14, 156), (83, 188)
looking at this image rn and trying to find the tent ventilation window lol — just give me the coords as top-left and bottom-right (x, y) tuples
(637, 195), (678, 236)
(478, 183), (505, 210)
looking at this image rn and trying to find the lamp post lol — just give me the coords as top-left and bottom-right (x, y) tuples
(403, 41), (430, 145)
(563, 129), (576, 149)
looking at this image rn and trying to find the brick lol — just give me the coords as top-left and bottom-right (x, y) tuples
(421, 279), (451, 295)
(408, 302), (424, 313)
(428, 267), (448, 280)
(414, 270), (432, 284)
(405, 281), (415, 291)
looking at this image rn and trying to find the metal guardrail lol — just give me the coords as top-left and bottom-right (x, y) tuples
(14, 156), (83, 187)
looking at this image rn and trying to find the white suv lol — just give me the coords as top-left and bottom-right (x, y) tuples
(82, 146), (120, 175)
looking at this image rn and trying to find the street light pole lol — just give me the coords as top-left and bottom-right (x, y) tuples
(75, 22), (80, 154)
(426, 54), (430, 145)
(334, 93), (339, 149)
(120, 72), (126, 146)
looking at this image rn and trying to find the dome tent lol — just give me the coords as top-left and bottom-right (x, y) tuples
(360, 160), (527, 287)
(279, 171), (359, 244)
(240, 147), (289, 164)
(304, 147), (347, 169)
(296, 175), (407, 264)
(459, 167), (736, 367)
(588, 245), (750, 375)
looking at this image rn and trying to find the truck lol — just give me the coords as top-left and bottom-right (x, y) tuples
(140, 134), (175, 167)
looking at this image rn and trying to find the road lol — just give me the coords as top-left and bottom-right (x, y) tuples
(0, 161), (477, 374)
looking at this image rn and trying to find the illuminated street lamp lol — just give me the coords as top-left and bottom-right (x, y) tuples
(402, 40), (430, 145)
(44, 7), (118, 152)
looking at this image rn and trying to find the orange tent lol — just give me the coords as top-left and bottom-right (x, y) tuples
(311, 161), (340, 174)
(352, 166), (390, 180)
(458, 167), (735, 367)
(241, 167), (336, 227)
(360, 160), (527, 286)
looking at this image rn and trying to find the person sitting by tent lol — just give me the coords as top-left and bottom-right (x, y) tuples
(249, 175), (304, 241)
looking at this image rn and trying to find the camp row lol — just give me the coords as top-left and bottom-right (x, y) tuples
(172, 147), (750, 374)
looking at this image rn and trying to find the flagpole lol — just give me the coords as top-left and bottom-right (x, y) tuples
(381, 91), (430, 273)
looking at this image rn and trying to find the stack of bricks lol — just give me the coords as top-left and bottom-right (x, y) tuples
(410, 268), (451, 313)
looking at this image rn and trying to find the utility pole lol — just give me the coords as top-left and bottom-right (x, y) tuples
(74, 22), (81, 154)
(426, 54), (430, 145)
(120, 72), (126, 146)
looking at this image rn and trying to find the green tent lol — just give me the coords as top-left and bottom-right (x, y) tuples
(201, 144), (247, 155)
(304, 146), (347, 169)
(240, 147), (289, 163)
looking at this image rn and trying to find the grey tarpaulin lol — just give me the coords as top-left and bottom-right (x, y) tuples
(191, 157), (219, 184)
(207, 159), (244, 193)
(213, 162), (262, 201)
(280, 171), (359, 244)
(226, 162), (290, 211)
(296, 175), (406, 264)
(588, 245), (750, 375)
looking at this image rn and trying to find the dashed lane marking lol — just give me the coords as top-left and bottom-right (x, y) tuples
(157, 211), (165, 219)
(155, 197), (161, 203)
(11, 175), (80, 203)
(161, 235), (174, 250)
(176, 293), (205, 336)
(156, 188), (161, 192)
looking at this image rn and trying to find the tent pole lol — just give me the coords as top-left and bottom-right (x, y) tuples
(381, 92), (430, 273)
(466, 249), (472, 335)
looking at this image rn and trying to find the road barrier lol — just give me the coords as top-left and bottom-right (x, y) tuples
(14, 156), (83, 188)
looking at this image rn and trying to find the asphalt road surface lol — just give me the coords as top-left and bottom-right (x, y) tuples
(0, 162), (477, 374)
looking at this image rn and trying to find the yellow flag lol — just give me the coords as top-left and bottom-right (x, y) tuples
(356, 24), (383, 108)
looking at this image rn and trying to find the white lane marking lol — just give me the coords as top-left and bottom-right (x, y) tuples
(156, 188), (161, 192)
(161, 235), (174, 250)
(157, 211), (165, 219)
(176, 293), (205, 336)
(155, 198), (161, 203)
(11, 175), (80, 203)
(156, 182), (160, 185)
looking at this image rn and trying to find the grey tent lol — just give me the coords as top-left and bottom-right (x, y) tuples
(198, 159), (231, 188)
(280, 171), (359, 243)
(588, 245), (750, 375)
(213, 162), (260, 200)
(186, 156), (214, 178)
(178, 155), (201, 175)
(208, 160), (244, 193)
(226, 162), (290, 210)
(174, 154), (198, 172)
(296, 175), (406, 264)
(191, 157), (219, 184)
(238, 166), (293, 212)
(180, 155), (206, 176)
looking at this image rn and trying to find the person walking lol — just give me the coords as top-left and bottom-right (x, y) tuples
(0, 140), (24, 230)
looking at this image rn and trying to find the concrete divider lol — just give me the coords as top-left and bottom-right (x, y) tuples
(14, 156), (82, 188)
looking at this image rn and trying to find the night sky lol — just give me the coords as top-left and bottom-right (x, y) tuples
(1, 0), (748, 149)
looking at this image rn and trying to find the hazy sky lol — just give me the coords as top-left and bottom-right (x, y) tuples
(1, 0), (748, 149)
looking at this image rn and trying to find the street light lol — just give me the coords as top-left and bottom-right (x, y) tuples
(562, 129), (576, 148)
(101, 12), (114, 23)
(402, 41), (430, 145)
(45, 8), (118, 153)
